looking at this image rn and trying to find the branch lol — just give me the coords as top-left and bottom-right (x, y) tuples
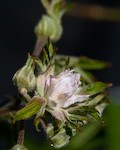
(17, 120), (25, 145)
(32, 37), (47, 58)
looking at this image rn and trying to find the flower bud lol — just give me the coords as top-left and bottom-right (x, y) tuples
(10, 144), (28, 150)
(34, 0), (68, 42)
(35, 15), (63, 42)
(13, 55), (36, 92)
(46, 124), (70, 149)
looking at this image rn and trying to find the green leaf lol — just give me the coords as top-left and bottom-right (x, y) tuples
(69, 114), (89, 122)
(104, 104), (120, 150)
(80, 82), (111, 96)
(78, 56), (110, 70)
(68, 123), (100, 150)
(89, 111), (101, 122)
(14, 99), (41, 121)
(68, 106), (101, 122)
(47, 40), (54, 58)
(69, 106), (97, 115)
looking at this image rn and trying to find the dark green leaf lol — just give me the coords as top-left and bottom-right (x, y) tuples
(105, 104), (120, 150)
(68, 123), (100, 150)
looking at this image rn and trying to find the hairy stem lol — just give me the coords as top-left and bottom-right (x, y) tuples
(17, 120), (25, 145)
(33, 37), (47, 58)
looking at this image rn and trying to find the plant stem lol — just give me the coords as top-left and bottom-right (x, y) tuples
(17, 120), (25, 145)
(33, 37), (47, 58)
(0, 108), (10, 115)
(40, 118), (47, 130)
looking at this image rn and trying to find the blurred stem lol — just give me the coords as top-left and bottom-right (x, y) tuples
(0, 108), (10, 115)
(33, 37), (47, 58)
(68, 3), (120, 22)
(17, 120), (25, 145)
(40, 118), (47, 130)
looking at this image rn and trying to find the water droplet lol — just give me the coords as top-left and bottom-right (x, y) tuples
(51, 144), (54, 147)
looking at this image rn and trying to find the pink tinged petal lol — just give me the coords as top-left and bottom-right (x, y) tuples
(45, 76), (58, 96)
(63, 95), (89, 108)
(47, 70), (81, 107)
(51, 108), (66, 121)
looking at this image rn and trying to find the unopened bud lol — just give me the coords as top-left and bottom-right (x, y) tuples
(13, 55), (36, 92)
(35, 15), (63, 42)
(34, 0), (68, 42)
(46, 124), (70, 149)
(10, 144), (28, 150)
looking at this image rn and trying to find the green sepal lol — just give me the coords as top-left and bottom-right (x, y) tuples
(69, 114), (89, 122)
(14, 98), (41, 121)
(88, 111), (102, 123)
(68, 106), (101, 122)
(36, 40), (55, 73)
(88, 94), (105, 106)
(34, 117), (41, 132)
(80, 82), (111, 96)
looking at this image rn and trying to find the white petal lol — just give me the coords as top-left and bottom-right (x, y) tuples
(37, 66), (54, 96)
(50, 108), (66, 121)
(63, 95), (89, 108)
(50, 70), (80, 99)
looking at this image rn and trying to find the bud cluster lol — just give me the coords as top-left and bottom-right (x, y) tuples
(13, 41), (109, 148)
(35, 0), (71, 42)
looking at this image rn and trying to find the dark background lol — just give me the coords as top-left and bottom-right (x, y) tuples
(0, 0), (120, 149)
(0, 0), (120, 101)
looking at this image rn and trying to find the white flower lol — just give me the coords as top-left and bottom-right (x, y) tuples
(37, 70), (88, 120)
(37, 69), (89, 120)
(45, 70), (89, 108)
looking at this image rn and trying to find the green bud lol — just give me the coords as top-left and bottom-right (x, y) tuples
(51, 128), (70, 149)
(10, 144), (28, 150)
(34, 0), (70, 42)
(13, 55), (36, 92)
(46, 123), (70, 149)
(46, 123), (54, 138)
(35, 15), (63, 42)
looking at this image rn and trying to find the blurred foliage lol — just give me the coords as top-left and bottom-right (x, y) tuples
(1, 104), (118, 150)
(56, 55), (110, 83)
(68, 3), (120, 22)
(23, 103), (120, 150)
(1, 1), (120, 150)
